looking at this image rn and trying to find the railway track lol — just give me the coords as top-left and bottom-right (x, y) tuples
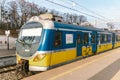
(0, 55), (16, 73)
(0, 65), (16, 74)
(0, 55), (16, 68)
(0, 55), (17, 80)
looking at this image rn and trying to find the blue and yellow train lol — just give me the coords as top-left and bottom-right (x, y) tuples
(16, 16), (120, 72)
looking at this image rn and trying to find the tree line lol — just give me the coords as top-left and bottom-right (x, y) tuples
(0, 0), (93, 30)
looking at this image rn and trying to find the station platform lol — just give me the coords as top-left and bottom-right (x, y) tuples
(23, 48), (120, 80)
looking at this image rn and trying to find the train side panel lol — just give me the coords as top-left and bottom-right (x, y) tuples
(50, 30), (77, 66)
(114, 34), (120, 48)
(96, 32), (113, 53)
(16, 21), (120, 72)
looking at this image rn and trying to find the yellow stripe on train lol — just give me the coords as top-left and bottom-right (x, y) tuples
(97, 43), (112, 53)
(29, 46), (93, 67)
(29, 49), (76, 67)
(17, 44), (113, 67)
(114, 42), (120, 48)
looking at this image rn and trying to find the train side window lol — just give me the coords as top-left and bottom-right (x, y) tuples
(108, 35), (111, 42)
(101, 34), (104, 43)
(116, 35), (118, 41)
(84, 33), (89, 44)
(91, 34), (95, 43)
(107, 35), (109, 42)
(118, 36), (119, 41)
(104, 34), (107, 42)
(118, 35), (120, 41)
(116, 35), (119, 41)
(119, 36), (120, 41)
(77, 34), (81, 44)
(100, 34), (104, 43)
(54, 31), (62, 47)
(115, 35), (117, 41)
(117, 35), (120, 41)
(100, 34), (102, 43)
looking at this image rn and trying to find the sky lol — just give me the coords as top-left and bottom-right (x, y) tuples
(25, 0), (120, 19)
(3, 0), (120, 29)
(25, 0), (120, 29)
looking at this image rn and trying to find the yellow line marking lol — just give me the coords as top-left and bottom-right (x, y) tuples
(48, 50), (118, 80)
(111, 70), (120, 80)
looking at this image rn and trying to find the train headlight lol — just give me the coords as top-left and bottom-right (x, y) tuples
(33, 54), (46, 62)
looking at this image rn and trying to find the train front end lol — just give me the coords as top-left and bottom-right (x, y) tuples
(16, 18), (52, 72)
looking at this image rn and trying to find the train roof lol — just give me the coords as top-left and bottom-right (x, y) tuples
(54, 21), (110, 32)
(27, 16), (115, 33)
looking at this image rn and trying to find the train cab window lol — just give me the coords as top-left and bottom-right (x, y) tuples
(84, 33), (89, 44)
(77, 34), (81, 44)
(91, 34), (95, 44)
(54, 31), (62, 47)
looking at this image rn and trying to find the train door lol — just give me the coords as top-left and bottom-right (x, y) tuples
(112, 33), (115, 48)
(76, 32), (83, 57)
(91, 32), (97, 53)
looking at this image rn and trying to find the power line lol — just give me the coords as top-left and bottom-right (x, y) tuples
(69, 0), (109, 20)
(45, 0), (108, 22)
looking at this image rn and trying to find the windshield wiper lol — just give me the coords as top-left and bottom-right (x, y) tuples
(17, 39), (25, 44)
(17, 39), (32, 46)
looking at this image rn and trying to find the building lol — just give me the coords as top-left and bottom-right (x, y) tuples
(0, 35), (16, 49)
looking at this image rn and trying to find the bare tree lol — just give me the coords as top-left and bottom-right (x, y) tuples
(50, 9), (59, 16)
(27, 2), (40, 16)
(72, 14), (77, 23)
(5, 0), (88, 29)
(0, 0), (7, 29)
(39, 7), (48, 14)
(7, 0), (40, 28)
(107, 22), (114, 30)
(8, 1), (19, 29)
(78, 15), (87, 25)
(62, 13), (87, 24)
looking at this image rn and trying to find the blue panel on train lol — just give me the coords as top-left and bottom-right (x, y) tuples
(91, 31), (97, 53)
(38, 29), (54, 51)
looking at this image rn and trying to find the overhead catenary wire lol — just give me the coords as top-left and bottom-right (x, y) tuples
(68, 0), (110, 20)
(45, 0), (108, 22)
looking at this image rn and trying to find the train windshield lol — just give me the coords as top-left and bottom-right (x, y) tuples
(18, 22), (42, 44)
(18, 28), (42, 44)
